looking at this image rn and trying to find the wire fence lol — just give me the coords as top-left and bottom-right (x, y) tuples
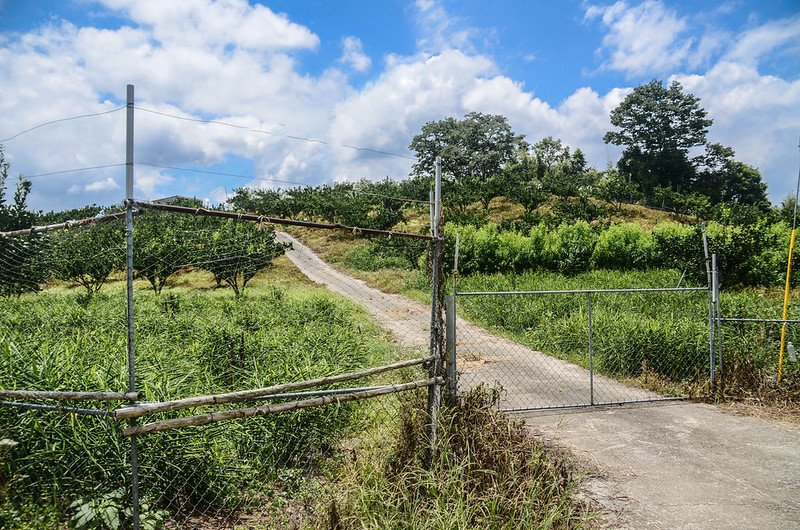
(0, 194), (445, 528)
(451, 287), (711, 412)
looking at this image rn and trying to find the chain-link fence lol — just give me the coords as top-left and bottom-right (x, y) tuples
(451, 286), (712, 412)
(0, 195), (445, 528)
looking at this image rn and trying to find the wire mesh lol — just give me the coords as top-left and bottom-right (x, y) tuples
(0, 220), (133, 527)
(0, 203), (440, 528)
(455, 288), (710, 411)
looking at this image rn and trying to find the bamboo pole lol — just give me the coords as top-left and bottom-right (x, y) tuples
(0, 211), (127, 239)
(0, 390), (139, 401)
(124, 377), (443, 437)
(114, 355), (434, 420)
(131, 200), (433, 241)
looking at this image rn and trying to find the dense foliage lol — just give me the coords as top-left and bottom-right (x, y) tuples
(0, 287), (392, 526)
(442, 219), (798, 287)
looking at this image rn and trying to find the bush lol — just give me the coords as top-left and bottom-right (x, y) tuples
(546, 221), (597, 274)
(651, 222), (702, 277)
(344, 245), (411, 271)
(591, 223), (654, 270)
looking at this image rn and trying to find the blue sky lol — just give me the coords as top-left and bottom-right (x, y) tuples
(0, 0), (798, 211)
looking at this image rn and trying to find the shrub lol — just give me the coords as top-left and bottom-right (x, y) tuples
(651, 222), (701, 276)
(344, 245), (410, 271)
(591, 223), (654, 270)
(545, 221), (597, 274)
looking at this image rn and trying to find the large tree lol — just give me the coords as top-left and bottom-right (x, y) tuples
(409, 112), (527, 211)
(604, 80), (712, 197)
(694, 143), (769, 210)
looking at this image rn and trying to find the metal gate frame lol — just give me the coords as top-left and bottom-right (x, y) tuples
(445, 285), (713, 412)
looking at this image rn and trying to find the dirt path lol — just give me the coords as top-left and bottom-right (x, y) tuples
(278, 232), (800, 529)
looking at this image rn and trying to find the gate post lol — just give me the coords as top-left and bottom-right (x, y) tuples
(587, 291), (594, 406)
(445, 295), (457, 404)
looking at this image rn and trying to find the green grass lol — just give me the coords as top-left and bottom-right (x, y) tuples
(0, 277), (402, 528)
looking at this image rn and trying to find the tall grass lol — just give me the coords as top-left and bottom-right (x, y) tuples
(322, 386), (594, 529)
(0, 284), (396, 526)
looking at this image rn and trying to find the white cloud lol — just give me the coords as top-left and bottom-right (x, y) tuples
(0, 0), (797, 211)
(414, 0), (477, 54)
(339, 36), (371, 72)
(586, 0), (694, 77)
(83, 177), (120, 192)
(723, 15), (800, 67)
(97, 0), (319, 52)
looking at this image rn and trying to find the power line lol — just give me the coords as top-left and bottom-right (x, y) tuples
(1, 106), (126, 143)
(26, 164), (126, 179)
(134, 105), (417, 161)
(134, 106), (285, 131)
(137, 162), (305, 187)
(342, 144), (417, 161)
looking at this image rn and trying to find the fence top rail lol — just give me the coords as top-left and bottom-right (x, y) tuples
(123, 377), (444, 437)
(719, 317), (800, 324)
(0, 210), (127, 239)
(457, 287), (708, 297)
(130, 200), (434, 241)
(0, 389), (139, 401)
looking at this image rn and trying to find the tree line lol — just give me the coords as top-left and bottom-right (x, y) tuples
(0, 78), (793, 294)
(0, 177), (287, 298)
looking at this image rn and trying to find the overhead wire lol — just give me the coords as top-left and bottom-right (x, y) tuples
(1, 106), (126, 143)
(133, 105), (417, 162)
(26, 164), (127, 179)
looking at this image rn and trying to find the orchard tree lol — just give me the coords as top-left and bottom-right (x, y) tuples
(596, 169), (642, 212)
(196, 219), (288, 296)
(530, 137), (592, 198)
(0, 146), (47, 297)
(49, 219), (124, 296)
(409, 112), (527, 211)
(604, 80), (712, 197)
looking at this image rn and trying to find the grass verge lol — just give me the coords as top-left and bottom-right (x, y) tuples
(319, 385), (596, 529)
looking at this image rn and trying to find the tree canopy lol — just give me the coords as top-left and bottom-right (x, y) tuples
(604, 79), (712, 195)
(409, 112), (528, 210)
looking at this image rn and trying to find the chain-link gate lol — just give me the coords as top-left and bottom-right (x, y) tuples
(448, 286), (712, 412)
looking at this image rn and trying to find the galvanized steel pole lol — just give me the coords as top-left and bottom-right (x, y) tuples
(427, 156), (443, 457)
(713, 254), (723, 394)
(125, 84), (140, 530)
(588, 292), (594, 406)
(702, 224), (715, 390)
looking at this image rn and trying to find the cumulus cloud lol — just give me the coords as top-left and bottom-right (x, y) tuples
(585, 0), (695, 77)
(339, 36), (371, 72)
(97, 0), (319, 52)
(0, 0), (797, 210)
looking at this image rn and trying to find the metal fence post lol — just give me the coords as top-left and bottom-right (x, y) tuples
(445, 295), (457, 403)
(427, 156), (443, 457)
(587, 292), (594, 406)
(713, 254), (723, 394)
(125, 83), (140, 530)
(702, 224), (715, 391)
